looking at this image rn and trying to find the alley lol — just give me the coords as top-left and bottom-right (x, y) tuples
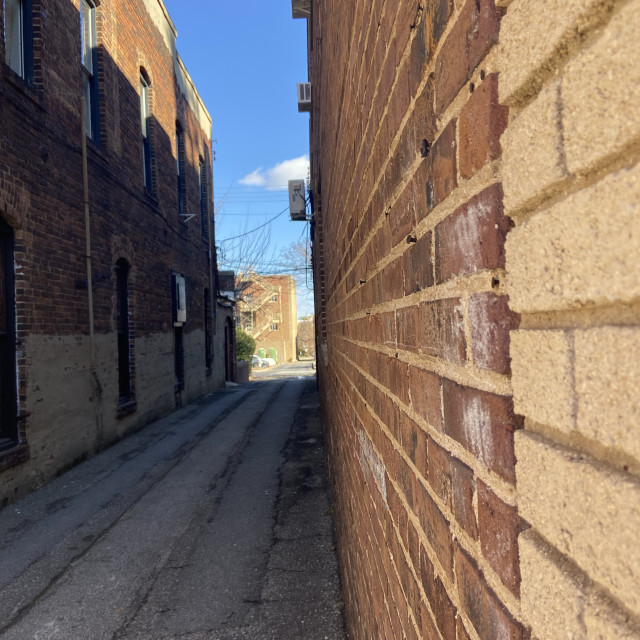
(0, 364), (345, 640)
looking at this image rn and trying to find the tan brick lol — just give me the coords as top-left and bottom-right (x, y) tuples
(519, 531), (586, 640)
(501, 79), (566, 214)
(510, 330), (574, 432)
(585, 595), (640, 640)
(575, 327), (640, 462)
(506, 164), (640, 313)
(563, 2), (640, 175)
(521, 532), (640, 640)
(516, 431), (640, 613)
(498, 0), (615, 105)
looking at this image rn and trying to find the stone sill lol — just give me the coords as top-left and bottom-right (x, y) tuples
(0, 442), (30, 473)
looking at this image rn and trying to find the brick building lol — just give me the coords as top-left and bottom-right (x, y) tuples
(297, 0), (640, 639)
(0, 0), (233, 506)
(237, 274), (298, 363)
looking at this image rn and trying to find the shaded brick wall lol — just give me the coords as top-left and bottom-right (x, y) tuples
(307, 0), (640, 638)
(0, 0), (223, 504)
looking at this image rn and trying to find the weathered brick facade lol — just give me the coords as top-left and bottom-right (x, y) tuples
(303, 0), (640, 638)
(237, 274), (298, 363)
(0, 0), (232, 505)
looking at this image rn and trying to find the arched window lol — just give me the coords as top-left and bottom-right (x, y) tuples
(4, 0), (33, 83)
(176, 122), (185, 216)
(140, 70), (153, 190)
(81, 0), (99, 140)
(199, 148), (210, 240)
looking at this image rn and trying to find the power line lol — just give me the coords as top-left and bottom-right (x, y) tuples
(218, 207), (288, 243)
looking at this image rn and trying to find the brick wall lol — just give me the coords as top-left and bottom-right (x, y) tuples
(307, 0), (640, 638)
(0, 0), (225, 505)
(238, 274), (298, 363)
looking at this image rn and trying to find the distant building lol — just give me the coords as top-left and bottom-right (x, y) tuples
(0, 0), (232, 504)
(237, 275), (297, 363)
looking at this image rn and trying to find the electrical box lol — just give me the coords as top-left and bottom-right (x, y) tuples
(172, 273), (186, 326)
(297, 83), (311, 112)
(289, 179), (306, 221)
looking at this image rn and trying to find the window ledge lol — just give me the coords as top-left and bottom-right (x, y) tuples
(0, 442), (30, 473)
(143, 188), (158, 204)
(117, 399), (137, 419)
(2, 66), (44, 110)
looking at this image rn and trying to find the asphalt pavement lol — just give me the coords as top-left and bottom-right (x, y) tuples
(0, 361), (346, 640)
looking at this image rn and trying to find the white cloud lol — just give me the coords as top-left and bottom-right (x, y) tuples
(238, 168), (267, 187)
(239, 155), (309, 191)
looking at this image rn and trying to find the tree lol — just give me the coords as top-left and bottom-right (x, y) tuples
(235, 327), (255, 361)
(297, 315), (315, 357)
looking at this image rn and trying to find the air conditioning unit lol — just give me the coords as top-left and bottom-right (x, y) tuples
(288, 179), (306, 221)
(292, 0), (311, 18)
(172, 273), (186, 326)
(297, 83), (311, 112)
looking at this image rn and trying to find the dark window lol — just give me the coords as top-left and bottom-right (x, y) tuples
(140, 73), (152, 190)
(116, 259), (133, 404)
(270, 322), (278, 331)
(199, 150), (210, 240)
(0, 221), (17, 447)
(4, 0), (33, 83)
(81, 0), (99, 141)
(204, 289), (212, 374)
(176, 125), (185, 216)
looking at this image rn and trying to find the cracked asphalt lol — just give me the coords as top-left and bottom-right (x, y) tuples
(0, 362), (346, 639)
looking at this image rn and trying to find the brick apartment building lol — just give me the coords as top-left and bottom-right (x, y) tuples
(237, 274), (298, 363)
(0, 0), (233, 505)
(296, 0), (640, 639)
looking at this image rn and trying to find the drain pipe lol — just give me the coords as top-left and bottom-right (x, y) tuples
(80, 99), (102, 398)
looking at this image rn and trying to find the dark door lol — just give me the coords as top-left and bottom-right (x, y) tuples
(224, 317), (234, 382)
(0, 221), (17, 448)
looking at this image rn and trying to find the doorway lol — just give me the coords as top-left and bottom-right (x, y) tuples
(0, 220), (17, 449)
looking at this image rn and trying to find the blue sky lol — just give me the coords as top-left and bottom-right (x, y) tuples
(162, 0), (314, 316)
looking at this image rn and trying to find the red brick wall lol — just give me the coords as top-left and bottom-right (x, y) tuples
(309, 0), (640, 638)
(238, 274), (297, 363)
(309, 1), (525, 638)
(0, 0), (222, 504)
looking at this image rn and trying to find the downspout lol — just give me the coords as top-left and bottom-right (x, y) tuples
(80, 98), (102, 400)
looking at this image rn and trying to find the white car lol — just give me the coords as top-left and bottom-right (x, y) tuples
(252, 355), (267, 368)
(262, 357), (276, 367)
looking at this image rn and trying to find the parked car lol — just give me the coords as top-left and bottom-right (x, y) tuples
(252, 355), (267, 368)
(262, 357), (276, 368)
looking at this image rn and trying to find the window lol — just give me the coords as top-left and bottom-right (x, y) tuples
(270, 322), (279, 331)
(244, 293), (253, 303)
(140, 72), (152, 190)
(270, 295), (278, 302)
(199, 150), (210, 240)
(80, 0), (99, 140)
(176, 124), (185, 216)
(0, 220), (17, 447)
(116, 259), (133, 405)
(241, 311), (253, 331)
(4, 0), (33, 82)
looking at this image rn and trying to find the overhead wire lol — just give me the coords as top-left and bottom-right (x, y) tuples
(218, 206), (288, 243)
